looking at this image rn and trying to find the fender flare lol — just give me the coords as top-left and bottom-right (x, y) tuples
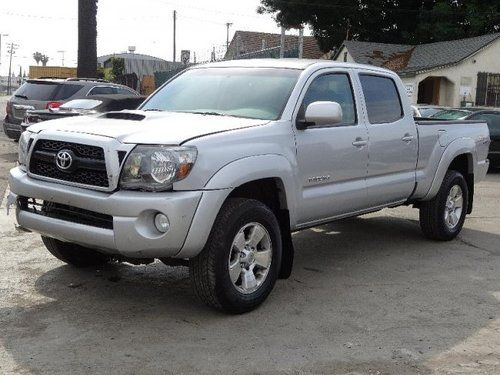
(177, 154), (298, 259)
(204, 154), (298, 217)
(422, 138), (476, 201)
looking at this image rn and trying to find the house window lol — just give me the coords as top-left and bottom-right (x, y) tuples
(476, 73), (500, 107)
(343, 52), (348, 62)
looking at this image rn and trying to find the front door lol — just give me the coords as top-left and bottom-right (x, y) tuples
(294, 71), (369, 226)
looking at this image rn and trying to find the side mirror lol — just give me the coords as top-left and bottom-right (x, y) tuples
(297, 101), (343, 129)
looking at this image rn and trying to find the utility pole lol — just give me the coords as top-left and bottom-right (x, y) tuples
(57, 50), (66, 66)
(7, 42), (19, 95)
(173, 10), (177, 62)
(225, 22), (233, 51)
(280, 26), (286, 58)
(298, 27), (304, 59)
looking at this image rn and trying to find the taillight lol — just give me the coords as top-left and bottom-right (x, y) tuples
(46, 101), (62, 109)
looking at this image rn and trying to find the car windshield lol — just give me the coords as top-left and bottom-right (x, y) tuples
(60, 99), (102, 110)
(419, 108), (445, 117)
(15, 81), (60, 101)
(14, 81), (84, 101)
(430, 109), (472, 120)
(140, 67), (301, 120)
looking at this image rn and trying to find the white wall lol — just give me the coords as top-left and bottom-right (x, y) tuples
(339, 38), (500, 107)
(411, 38), (500, 107)
(334, 46), (355, 63)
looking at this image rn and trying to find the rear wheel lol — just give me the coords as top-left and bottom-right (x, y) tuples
(419, 170), (469, 241)
(42, 236), (111, 267)
(190, 198), (282, 314)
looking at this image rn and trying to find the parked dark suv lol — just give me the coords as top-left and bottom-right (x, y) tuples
(3, 78), (140, 140)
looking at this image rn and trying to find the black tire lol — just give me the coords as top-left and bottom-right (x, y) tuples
(41, 236), (110, 267)
(419, 170), (469, 241)
(3, 128), (20, 141)
(190, 198), (282, 314)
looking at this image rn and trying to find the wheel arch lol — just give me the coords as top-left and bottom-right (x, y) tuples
(423, 138), (476, 213)
(178, 155), (297, 278)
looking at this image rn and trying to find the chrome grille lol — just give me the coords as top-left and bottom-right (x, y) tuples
(28, 139), (109, 188)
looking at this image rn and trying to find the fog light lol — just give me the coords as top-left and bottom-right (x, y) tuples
(154, 213), (170, 233)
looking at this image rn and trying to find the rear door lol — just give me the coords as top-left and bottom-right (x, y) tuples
(294, 69), (369, 225)
(358, 73), (418, 207)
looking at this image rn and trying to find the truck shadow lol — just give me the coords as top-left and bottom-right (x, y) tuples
(1, 215), (499, 374)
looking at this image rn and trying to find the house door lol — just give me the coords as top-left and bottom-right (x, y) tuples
(418, 77), (441, 104)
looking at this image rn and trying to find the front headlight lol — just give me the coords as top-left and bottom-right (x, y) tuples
(120, 145), (197, 191)
(18, 131), (32, 167)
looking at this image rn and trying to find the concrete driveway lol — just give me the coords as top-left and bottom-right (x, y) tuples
(0, 100), (499, 374)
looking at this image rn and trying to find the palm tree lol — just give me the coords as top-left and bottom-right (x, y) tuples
(77, 0), (98, 78)
(33, 52), (42, 65)
(40, 54), (49, 66)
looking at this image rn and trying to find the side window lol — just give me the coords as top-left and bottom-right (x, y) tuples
(360, 74), (403, 124)
(116, 87), (135, 95)
(471, 113), (500, 132)
(88, 86), (116, 96)
(53, 84), (83, 100)
(301, 73), (356, 126)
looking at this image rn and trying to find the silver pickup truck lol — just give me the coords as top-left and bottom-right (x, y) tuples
(8, 60), (490, 313)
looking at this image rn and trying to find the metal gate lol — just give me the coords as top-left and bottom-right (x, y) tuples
(476, 72), (500, 107)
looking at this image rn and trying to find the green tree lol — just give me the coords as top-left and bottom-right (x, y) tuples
(258, 0), (500, 51)
(110, 57), (125, 80)
(77, 0), (98, 78)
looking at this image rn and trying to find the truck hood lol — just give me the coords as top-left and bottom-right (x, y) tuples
(27, 110), (268, 144)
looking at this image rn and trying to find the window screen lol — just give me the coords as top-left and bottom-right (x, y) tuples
(360, 75), (403, 124)
(301, 73), (356, 125)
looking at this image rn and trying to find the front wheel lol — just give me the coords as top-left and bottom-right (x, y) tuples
(190, 198), (282, 314)
(419, 170), (469, 241)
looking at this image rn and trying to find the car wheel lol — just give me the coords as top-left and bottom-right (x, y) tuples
(42, 236), (111, 267)
(190, 198), (282, 314)
(419, 170), (469, 241)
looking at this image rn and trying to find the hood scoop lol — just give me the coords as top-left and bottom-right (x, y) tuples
(101, 112), (145, 121)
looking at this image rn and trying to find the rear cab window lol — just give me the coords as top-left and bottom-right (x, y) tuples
(359, 74), (403, 124)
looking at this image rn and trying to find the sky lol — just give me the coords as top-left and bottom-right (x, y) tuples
(0, 0), (310, 76)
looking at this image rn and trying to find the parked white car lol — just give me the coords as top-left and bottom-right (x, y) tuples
(9, 60), (490, 312)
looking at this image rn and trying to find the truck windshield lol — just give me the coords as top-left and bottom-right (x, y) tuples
(141, 68), (301, 120)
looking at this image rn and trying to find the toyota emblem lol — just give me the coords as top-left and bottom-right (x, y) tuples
(56, 150), (73, 170)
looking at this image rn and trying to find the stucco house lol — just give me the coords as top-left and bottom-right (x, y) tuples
(333, 33), (500, 107)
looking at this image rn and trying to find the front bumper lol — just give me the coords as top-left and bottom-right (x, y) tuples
(3, 119), (22, 140)
(9, 167), (206, 258)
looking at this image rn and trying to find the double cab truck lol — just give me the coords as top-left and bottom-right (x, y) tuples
(9, 60), (490, 313)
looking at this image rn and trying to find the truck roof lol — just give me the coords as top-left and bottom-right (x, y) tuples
(194, 58), (393, 73)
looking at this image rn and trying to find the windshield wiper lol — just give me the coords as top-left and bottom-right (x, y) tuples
(14, 94), (28, 99)
(143, 108), (163, 112)
(189, 111), (227, 116)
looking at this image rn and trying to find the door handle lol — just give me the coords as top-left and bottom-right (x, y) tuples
(352, 138), (368, 148)
(402, 134), (414, 143)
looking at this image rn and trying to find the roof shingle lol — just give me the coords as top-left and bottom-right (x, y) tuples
(340, 33), (500, 75)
